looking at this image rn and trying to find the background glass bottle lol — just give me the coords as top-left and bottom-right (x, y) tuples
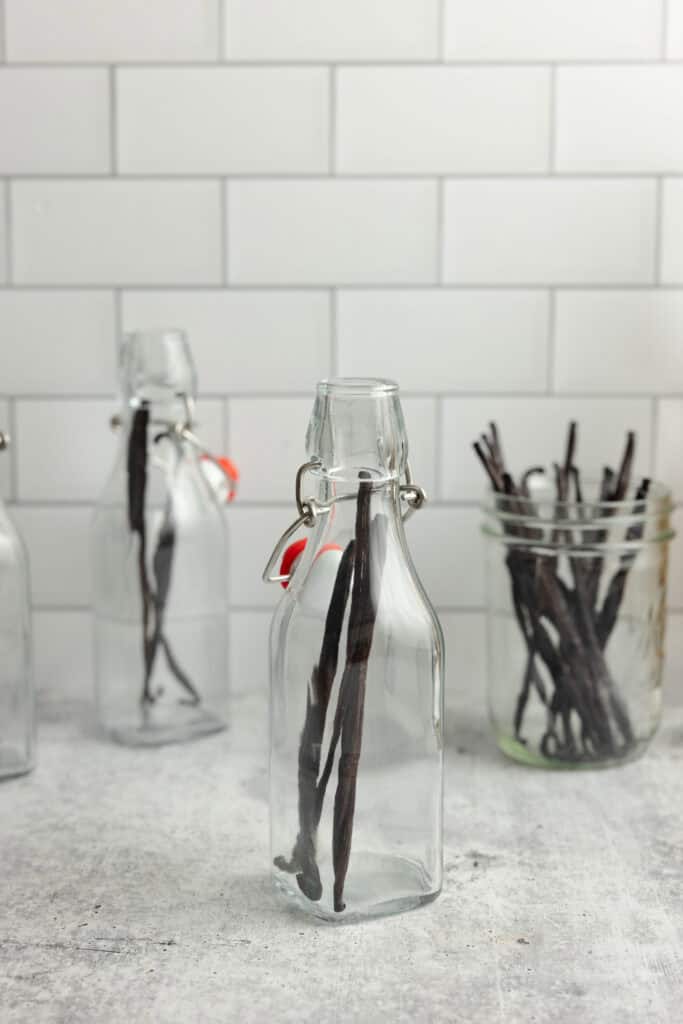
(92, 329), (230, 746)
(0, 431), (34, 779)
(268, 378), (444, 921)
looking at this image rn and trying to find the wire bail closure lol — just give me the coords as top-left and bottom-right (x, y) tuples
(110, 394), (239, 499)
(262, 458), (427, 585)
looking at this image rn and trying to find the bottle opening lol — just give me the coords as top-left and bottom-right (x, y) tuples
(317, 378), (399, 398)
(121, 328), (197, 407)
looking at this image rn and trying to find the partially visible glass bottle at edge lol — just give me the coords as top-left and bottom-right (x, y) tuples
(92, 329), (234, 746)
(267, 378), (444, 922)
(0, 430), (34, 778)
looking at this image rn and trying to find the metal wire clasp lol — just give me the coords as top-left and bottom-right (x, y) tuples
(262, 458), (426, 585)
(0, 431), (9, 452)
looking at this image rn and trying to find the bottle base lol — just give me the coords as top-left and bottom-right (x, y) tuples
(0, 747), (34, 780)
(273, 852), (441, 924)
(496, 732), (653, 770)
(104, 706), (227, 747)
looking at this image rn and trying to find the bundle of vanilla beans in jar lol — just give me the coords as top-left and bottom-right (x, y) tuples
(474, 422), (651, 765)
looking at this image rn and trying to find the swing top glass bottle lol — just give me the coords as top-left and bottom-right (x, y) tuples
(92, 329), (229, 746)
(268, 378), (444, 922)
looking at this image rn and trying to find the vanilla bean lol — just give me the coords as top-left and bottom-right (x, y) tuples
(127, 405), (156, 705)
(274, 540), (356, 900)
(331, 494), (388, 912)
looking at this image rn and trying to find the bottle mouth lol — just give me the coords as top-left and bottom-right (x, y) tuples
(317, 377), (399, 397)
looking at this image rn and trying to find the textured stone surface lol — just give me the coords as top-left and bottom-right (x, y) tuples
(1, 693), (682, 1023)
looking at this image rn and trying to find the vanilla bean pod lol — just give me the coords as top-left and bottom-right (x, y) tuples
(274, 539), (356, 900)
(127, 405), (156, 705)
(331, 487), (388, 912)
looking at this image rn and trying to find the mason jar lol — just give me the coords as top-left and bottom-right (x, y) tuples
(483, 478), (674, 769)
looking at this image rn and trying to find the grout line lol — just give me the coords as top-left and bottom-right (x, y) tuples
(662, 0), (670, 59)
(437, 0), (446, 62)
(4, 171), (681, 181)
(436, 177), (445, 283)
(650, 396), (660, 476)
(4, 282), (683, 293)
(4, 388), (683, 401)
(548, 65), (557, 173)
(654, 177), (664, 284)
(433, 396), (443, 501)
(221, 178), (229, 283)
(7, 59), (683, 68)
(7, 397), (17, 501)
(546, 289), (556, 393)
(2, 179), (11, 282)
(217, 0), (226, 62)
(223, 395), (230, 454)
(328, 66), (336, 174)
(329, 289), (338, 375)
(109, 66), (117, 173)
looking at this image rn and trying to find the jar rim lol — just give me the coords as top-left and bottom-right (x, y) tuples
(484, 478), (674, 519)
(317, 377), (399, 397)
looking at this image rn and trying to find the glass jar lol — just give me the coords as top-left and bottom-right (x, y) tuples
(483, 478), (674, 769)
(92, 329), (231, 746)
(266, 378), (444, 922)
(0, 432), (34, 779)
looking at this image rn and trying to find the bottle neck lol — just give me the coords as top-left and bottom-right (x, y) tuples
(306, 378), (408, 486)
(121, 328), (197, 422)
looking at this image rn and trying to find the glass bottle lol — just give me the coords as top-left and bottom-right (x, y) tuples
(92, 329), (232, 746)
(0, 431), (34, 778)
(266, 378), (444, 922)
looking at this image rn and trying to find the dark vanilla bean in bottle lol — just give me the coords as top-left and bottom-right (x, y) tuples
(268, 378), (444, 922)
(92, 329), (230, 746)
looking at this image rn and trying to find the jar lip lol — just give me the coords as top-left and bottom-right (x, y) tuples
(484, 478), (674, 519)
(123, 326), (188, 348)
(317, 377), (399, 397)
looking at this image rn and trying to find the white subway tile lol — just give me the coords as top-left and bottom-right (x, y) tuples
(225, 0), (439, 60)
(12, 181), (222, 286)
(0, 400), (10, 500)
(0, 292), (116, 395)
(229, 398), (310, 502)
(556, 292), (683, 394)
(441, 397), (653, 501)
(229, 181), (437, 285)
(0, 69), (109, 174)
(660, 180), (683, 284)
(666, 519), (683, 610)
(400, 398), (438, 498)
(10, 506), (92, 607)
(228, 506), (290, 607)
(118, 68), (329, 175)
(445, 0), (660, 61)
(15, 400), (117, 502)
(338, 290), (548, 392)
(443, 180), (656, 285)
(338, 67), (549, 175)
(655, 400), (683, 502)
(439, 611), (487, 706)
(229, 610), (271, 697)
(664, 614), (683, 705)
(33, 610), (93, 703)
(5, 0), (220, 62)
(406, 505), (484, 607)
(667, 1), (683, 58)
(557, 68), (683, 173)
(14, 398), (223, 505)
(122, 290), (330, 393)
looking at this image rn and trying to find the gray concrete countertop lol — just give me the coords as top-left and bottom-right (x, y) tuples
(1, 694), (682, 1023)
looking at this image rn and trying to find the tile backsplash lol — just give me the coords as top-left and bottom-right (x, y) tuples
(0, 0), (681, 703)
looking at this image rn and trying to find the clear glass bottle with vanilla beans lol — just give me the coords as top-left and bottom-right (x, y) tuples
(0, 430), (34, 778)
(264, 378), (444, 922)
(92, 329), (237, 746)
(476, 421), (674, 769)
